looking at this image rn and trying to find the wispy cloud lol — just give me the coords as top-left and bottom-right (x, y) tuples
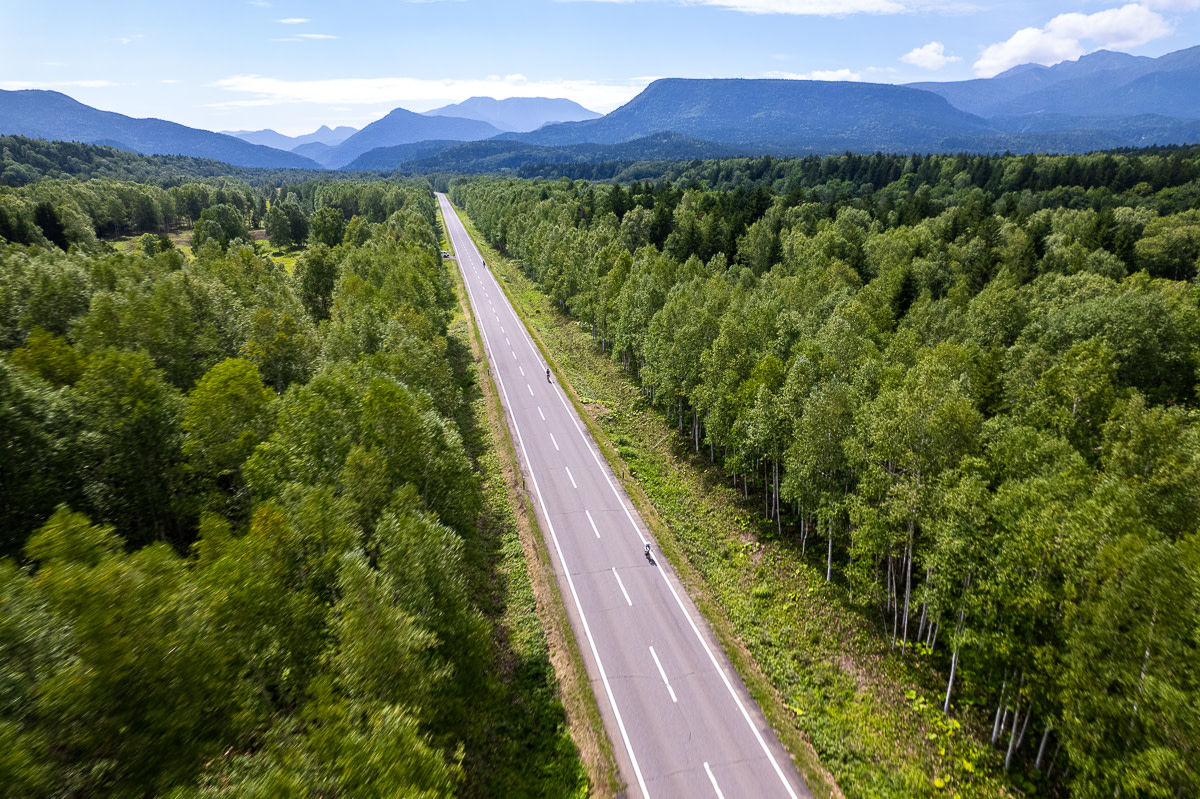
(277, 17), (309, 23)
(1139, 0), (1200, 8)
(560, 0), (913, 15)
(212, 74), (646, 113)
(975, 3), (1173, 77)
(2, 79), (119, 89)
(901, 41), (960, 70)
(764, 68), (864, 80)
(297, 33), (338, 39)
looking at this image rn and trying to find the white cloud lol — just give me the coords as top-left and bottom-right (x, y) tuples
(1139, 0), (1200, 8)
(900, 41), (960, 70)
(691, 0), (904, 12)
(212, 74), (648, 113)
(277, 17), (309, 23)
(560, 0), (910, 14)
(763, 69), (864, 80)
(975, 3), (1173, 77)
(2, 79), (119, 89)
(297, 33), (338, 39)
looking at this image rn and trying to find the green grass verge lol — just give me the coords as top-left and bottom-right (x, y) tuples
(447, 207), (1021, 799)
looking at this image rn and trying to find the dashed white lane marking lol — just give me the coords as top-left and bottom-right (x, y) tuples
(704, 763), (726, 799)
(565, 465), (577, 488)
(527, 384), (534, 396)
(550, 433), (560, 451)
(613, 567), (632, 606)
(512, 350), (518, 359)
(650, 646), (677, 703)
(519, 366), (525, 377)
(586, 509), (600, 538)
(538, 406), (545, 420)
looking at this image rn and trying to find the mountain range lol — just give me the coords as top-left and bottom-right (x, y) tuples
(0, 89), (323, 170)
(222, 125), (359, 151)
(422, 96), (601, 132)
(7, 46), (1200, 174)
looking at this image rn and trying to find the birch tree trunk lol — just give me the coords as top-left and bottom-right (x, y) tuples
(1004, 698), (1022, 771)
(992, 675), (1009, 744)
(826, 518), (833, 582)
(1035, 720), (1052, 771)
(902, 520), (914, 647)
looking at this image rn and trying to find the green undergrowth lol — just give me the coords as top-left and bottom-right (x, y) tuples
(444, 285), (590, 799)
(456, 220), (1019, 798)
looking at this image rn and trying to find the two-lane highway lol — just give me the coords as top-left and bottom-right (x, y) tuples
(439, 194), (810, 799)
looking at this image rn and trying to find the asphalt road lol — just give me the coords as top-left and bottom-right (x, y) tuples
(439, 193), (811, 799)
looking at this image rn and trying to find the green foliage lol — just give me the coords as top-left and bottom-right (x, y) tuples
(0, 178), (579, 797)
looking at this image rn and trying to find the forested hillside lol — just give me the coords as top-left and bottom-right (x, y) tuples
(0, 135), (330, 189)
(451, 152), (1200, 796)
(0, 177), (585, 795)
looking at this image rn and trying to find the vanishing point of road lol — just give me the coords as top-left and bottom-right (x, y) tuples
(439, 193), (811, 799)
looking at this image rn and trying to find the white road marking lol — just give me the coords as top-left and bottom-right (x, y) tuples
(650, 646), (677, 703)
(527, 384), (534, 396)
(519, 366), (525, 377)
(704, 763), (727, 799)
(512, 350), (518, 359)
(538, 406), (545, 420)
(565, 465), (577, 488)
(613, 567), (632, 605)
(550, 433), (560, 451)
(585, 509), (600, 538)
(547, 361), (802, 799)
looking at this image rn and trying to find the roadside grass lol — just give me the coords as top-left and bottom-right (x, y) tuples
(449, 211), (1019, 799)
(439, 212), (619, 798)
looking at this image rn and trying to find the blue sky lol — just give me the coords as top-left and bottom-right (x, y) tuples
(3, 0), (1200, 135)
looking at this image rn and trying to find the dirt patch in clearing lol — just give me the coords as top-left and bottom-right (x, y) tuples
(584, 401), (611, 418)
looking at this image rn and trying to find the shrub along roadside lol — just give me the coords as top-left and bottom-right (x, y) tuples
(447, 207), (1016, 798)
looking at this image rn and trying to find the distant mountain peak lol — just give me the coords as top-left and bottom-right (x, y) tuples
(422, 96), (601, 132)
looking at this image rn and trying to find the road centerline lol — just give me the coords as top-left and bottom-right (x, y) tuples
(612, 567), (633, 606)
(649, 646), (678, 703)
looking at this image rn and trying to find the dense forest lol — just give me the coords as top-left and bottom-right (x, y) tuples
(1, 172), (585, 795)
(0, 135), (340, 189)
(451, 149), (1200, 796)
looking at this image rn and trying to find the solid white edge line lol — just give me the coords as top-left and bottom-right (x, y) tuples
(585, 509), (601, 539)
(704, 762), (727, 799)
(649, 646), (678, 703)
(439, 196), (651, 799)
(612, 567), (632, 606)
